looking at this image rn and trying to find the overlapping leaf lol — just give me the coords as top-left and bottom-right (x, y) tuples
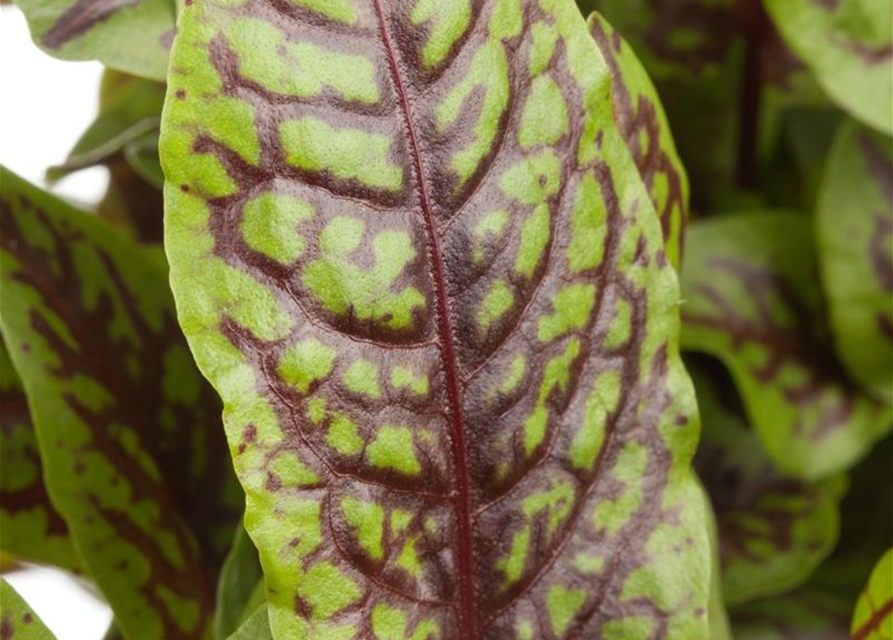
(690, 359), (844, 606)
(161, 0), (711, 638)
(13, 0), (176, 80)
(213, 523), (263, 640)
(0, 168), (240, 640)
(681, 214), (892, 480)
(851, 549), (893, 640)
(225, 606), (271, 640)
(731, 587), (850, 640)
(587, 12), (689, 268)
(0, 579), (56, 640)
(763, 0), (892, 134)
(0, 341), (79, 572)
(817, 122), (893, 404)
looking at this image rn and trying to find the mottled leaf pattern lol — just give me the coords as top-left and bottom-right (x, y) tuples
(0, 579), (56, 640)
(817, 122), (893, 404)
(161, 0), (711, 638)
(588, 12), (689, 269)
(691, 359), (844, 606)
(0, 168), (240, 640)
(763, 0), (892, 134)
(681, 214), (893, 480)
(851, 549), (893, 640)
(13, 0), (176, 80)
(0, 341), (79, 572)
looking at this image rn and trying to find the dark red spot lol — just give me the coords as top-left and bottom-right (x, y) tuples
(595, 130), (604, 149)
(266, 472), (281, 492)
(1, 615), (13, 640)
(21, 342), (30, 353)
(176, 89), (186, 99)
(180, 185), (190, 192)
(694, 608), (705, 618)
(22, 614), (32, 624)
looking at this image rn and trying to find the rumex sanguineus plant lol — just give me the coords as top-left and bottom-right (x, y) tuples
(0, 0), (890, 639)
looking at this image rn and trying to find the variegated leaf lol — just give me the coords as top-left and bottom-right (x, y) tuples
(588, 12), (689, 269)
(13, 0), (176, 80)
(160, 0), (711, 638)
(0, 579), (56, 640)
(0, 341), (79, 572)
(681, 213), (893, 480)
(690, 358), (844, 606)
(817, 122), (893, 404)
(763, 0), (893, 134)
(851, 549), (893, 640)
(0, 167), (241, 640)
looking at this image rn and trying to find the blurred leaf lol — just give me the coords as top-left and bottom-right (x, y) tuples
(13, 0), (175, 80)
(691, 357), (844, 606)
(764, 0), (893, 134)
(0, 341), (80, 572)
(817, 121), (893, 404)
(681, 213), (892, 479)
(0, 167), (240, 640)
(213, 522), (262, 640)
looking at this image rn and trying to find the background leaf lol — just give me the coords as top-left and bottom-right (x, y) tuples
(816, 121), (893, 404)
(0, 341), (80, 572)
(0, 167), (240, 640)
(763, 0), (893, 134)
(681, 213), (892, 480)
(213, 522), (263, 640)
(160, 0), (711, 637)
(12, 0), (176, 80)
(691, 358), (844, 606)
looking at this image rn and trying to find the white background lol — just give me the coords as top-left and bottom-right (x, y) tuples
(2, 5), (114, 639)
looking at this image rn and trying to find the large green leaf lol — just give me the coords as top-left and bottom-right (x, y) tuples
(681, 213), (892, 480)
(763, 0), (892, 134)
(691, 358), (843, 606)
(817, 122), (893, 404)
(160, 0), (711, 638)
(0, 579), (57, 640)
(587, 12), (689, 269)
(13, 0), (176, 80)
(0, 341), (79, 571)
(0, 168), (240, 640)
(851, 549), (893, 640)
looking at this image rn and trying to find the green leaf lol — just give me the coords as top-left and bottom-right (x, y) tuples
(763, 0), (893, 134)
(0, 167), (241, 640)
(0, 579), (57, 640)
(587, 12), (689, 269)
(13, 0), (176, 80)
(213, 523), (263, 640)
(160, 0), (711, 638)
(851, 549), (893, 640)
(225, 605), (272, 640)
(47, 71), (166, 184)
(691, 358), (844, 606)
(681, 213), (893, 480)
(817, 121), (893, 404)
(0, 340), (80, 571)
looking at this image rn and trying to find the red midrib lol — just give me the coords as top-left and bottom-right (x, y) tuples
(370, 1), (478, 637)
(853, 598), (893, 640)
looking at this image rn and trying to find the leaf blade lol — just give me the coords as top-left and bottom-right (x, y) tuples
(161, 1), (711, 638)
